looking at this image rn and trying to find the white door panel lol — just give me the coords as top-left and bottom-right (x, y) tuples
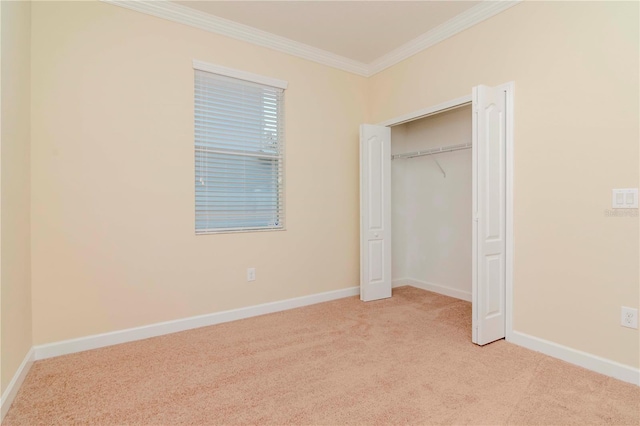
(360, 124), (392, 302)
(472, 85), (507, 345)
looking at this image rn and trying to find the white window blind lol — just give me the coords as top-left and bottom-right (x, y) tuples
(194, 65), (285, 234)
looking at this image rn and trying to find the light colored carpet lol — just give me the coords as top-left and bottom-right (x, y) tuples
(5, 286), (639, 425)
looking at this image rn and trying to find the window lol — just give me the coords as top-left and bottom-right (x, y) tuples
(194, 61), (287, 234)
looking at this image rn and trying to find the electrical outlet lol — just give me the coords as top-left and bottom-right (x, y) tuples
(621, 307), (638, 329)
(247, 267), (256, 282)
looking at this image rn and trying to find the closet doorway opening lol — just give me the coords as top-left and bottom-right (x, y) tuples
(359, 84), (514, 346)
(391, 103), (473, 301)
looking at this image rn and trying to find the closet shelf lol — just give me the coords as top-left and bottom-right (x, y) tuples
(392, 142), (471, 160)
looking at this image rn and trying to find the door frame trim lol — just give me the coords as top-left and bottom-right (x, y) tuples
(503, 82), (515, 341)
(376, 85), (514, 342)
(376, 94), (472, 128)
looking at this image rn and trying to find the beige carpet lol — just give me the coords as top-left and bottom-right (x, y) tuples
(5, 286), (639, 425)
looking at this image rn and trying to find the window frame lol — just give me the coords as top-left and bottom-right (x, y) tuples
(193, 60), (288, 235)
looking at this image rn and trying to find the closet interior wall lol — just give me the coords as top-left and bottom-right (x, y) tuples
(391, 105), (472, 299)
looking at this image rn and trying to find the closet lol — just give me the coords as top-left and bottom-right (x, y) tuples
(390, 105), (472, 301)
(360, 83), (513, 345)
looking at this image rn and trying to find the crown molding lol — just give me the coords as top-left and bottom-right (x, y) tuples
(101, 0), (370, 76)
(368, 1), (522, 75)
(101, 0), (521, 78)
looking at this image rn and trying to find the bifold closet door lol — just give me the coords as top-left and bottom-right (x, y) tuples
(472, 85), (507, 345)
(359, 124), (392, 302)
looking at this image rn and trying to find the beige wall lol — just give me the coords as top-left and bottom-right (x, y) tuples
(370, 1), (639, 367)
(1, 0), (33, 393)
(391, 106), (472, 295)
(20, 0), (640, 372)
(30, 1), (368, 344)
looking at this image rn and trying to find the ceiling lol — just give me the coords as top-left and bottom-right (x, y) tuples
(175, 1), (481, 64)
(106, 0), (518, 75)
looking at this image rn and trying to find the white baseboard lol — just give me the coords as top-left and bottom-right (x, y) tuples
(9, 283), (637, 422)
(508, 331), (640, 386)
(34, 286), (359, 361)
(394, 279), (638, 386)
(393, 278), (472, 302)
(1, 348), (35, 421)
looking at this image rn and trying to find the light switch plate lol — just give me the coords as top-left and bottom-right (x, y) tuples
(612, 189), (638, 209)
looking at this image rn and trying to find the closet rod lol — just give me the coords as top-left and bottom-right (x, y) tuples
(392, 142), (471, 160)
